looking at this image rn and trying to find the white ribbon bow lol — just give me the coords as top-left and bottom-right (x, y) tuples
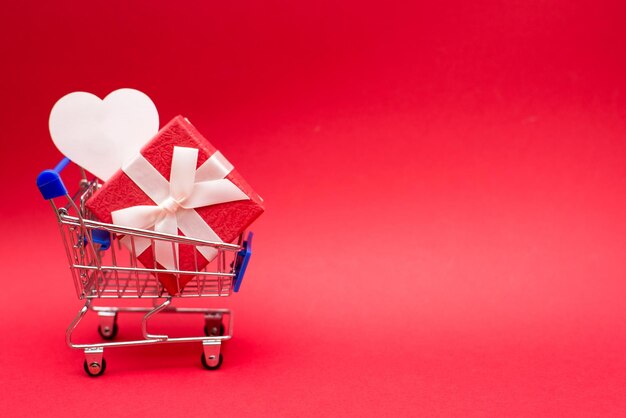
(111, 146), (249, 270)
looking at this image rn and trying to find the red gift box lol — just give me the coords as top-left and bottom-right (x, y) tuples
(86, 116), (264, 295)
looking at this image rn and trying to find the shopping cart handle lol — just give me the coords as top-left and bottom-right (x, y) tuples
(233, 231), (253, 292)
(37, 157), (70, 200)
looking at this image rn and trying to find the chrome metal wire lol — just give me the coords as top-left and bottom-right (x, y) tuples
(54, 178), (241, 299)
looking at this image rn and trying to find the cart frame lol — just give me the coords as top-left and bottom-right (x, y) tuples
(37, 158), (253, 376)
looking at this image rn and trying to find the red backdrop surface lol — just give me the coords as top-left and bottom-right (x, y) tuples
(1, 1), (626, 416)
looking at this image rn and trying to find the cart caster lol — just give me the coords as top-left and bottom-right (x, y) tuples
(83, 347), (106, 377)
(204, 312), (225, 336)
(98, 323), (118, 340)
(204, 323), (225, 337)
(201, 353), (223, 370)
(201, 340), (222, 370)
(97, 311), (118, 340)
(84, 358), (107, 377)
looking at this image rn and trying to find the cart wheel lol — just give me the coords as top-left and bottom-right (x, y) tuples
(201, 353), (223, 370)
(98, 323), (118, 340)
(83, 358), (107, 377)
(204, 323), (225, 337)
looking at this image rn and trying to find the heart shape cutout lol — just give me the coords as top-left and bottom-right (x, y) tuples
(49, 88), (159, 180)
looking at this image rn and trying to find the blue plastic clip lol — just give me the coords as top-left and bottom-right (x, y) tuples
(37, 157), (70, 200)
(84, 229), (112, 251)
(233, 231), (253, 292)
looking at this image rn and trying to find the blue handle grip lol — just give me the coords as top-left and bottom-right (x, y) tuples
(37, 157), (70, 200)
(54, 157), (71, 173)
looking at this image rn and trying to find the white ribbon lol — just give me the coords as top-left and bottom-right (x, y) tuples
(111, 146), (249, 270)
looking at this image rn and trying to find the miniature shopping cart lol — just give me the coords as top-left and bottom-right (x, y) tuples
(37, 158), (253, 376)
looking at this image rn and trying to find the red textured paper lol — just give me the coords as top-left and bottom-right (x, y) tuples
(86, 115), (264, 295)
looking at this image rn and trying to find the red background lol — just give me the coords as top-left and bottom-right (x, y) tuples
(1, 1), (626, 416)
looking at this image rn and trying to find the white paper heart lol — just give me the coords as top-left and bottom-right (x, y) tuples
(49, 88), (159, 180)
